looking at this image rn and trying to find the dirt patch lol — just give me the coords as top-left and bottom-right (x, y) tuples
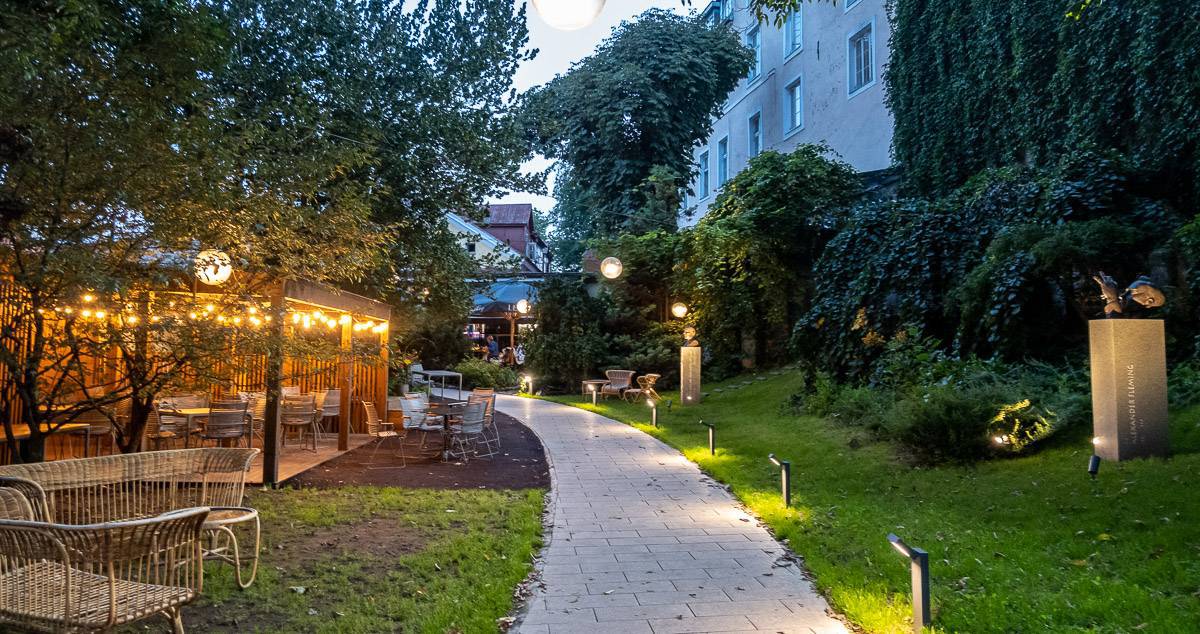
(271, 515), (427, 563)
(286, 411), (550, 490)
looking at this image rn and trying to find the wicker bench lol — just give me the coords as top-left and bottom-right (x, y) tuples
(0, 448), (258, 632)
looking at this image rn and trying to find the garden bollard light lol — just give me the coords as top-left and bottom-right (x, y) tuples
(701, 420), (714, 455)
(1088, 454), (1101, 479)
(523, 375), (533, 395)
(887, 533), (931, 634)
(647, 399), (658, 427)
(589, 384), (597, 406)
(666, 398), (673, 412)
(767, 453), (791, 506)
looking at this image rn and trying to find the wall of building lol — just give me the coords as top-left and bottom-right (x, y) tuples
(684, 0), (894, 224)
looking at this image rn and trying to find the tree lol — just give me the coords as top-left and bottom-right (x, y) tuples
(525, 9), (752, 267)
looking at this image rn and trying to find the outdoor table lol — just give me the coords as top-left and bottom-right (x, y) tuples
(427, 401), (466, 461)
(0, 423), (89, 464)
(201, 506), (260, 589)
(417, 369), (464, 399)
(581, 379), (608, 397)
(160, 407), (210, 448)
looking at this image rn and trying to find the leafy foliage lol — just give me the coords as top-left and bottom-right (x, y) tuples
(453, 358), (519, 389)
(523, 278), (612, 390)
(526, 9), (752, 265)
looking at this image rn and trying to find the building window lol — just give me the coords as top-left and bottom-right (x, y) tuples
(747, 112), (761, 158)
(844, 0), (863, 11)
(698, 151), (710, 198)
(465, 241), (476, 254)
(721, 0), (733, 20)
(784, 10), (802, 56)
(746, 26), (761, 80)
(717, 137), (729, 186)
(786, 77), (803, 131)
(848, 20), (875, 96)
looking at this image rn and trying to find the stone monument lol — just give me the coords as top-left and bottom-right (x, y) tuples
(680, 326), (701, 406)
(1088, 273), (1169, 460)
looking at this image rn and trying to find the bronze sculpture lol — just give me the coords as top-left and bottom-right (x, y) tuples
(682, 326), (700, 347)
(1092, 272), (1165, 318)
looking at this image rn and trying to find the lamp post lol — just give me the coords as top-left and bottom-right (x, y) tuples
(887, 533), (931, 634)
(523, 374), (534, 396)
(671, 302), (688, 319)
(648, 399), (658, 427)
(589, 383), (598, 406)
(701, 420), (714, 455)
(1088, 454), (1101, 479)
(767, 453), (791, 507)
(600, 257), (623, 279)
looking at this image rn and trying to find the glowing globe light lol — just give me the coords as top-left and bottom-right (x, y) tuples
(600, 257), (623, 279)
(671, 302), (689, 319)
(194, 249), (233, 286)
(531, 0), (606, 31)
(516, 299), (531, 314)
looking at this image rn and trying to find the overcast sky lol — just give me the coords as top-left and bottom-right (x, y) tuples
(488, 0), (693, 212)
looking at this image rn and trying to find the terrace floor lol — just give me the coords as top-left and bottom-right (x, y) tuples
(246, 433), (374, 485)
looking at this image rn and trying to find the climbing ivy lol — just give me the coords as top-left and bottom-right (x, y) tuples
(887, 0), (1200, 208)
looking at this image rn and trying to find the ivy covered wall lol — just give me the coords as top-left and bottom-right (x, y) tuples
(887, 1), (1200, 203)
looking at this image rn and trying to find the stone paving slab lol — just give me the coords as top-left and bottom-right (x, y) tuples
(494, 395), (847, 634)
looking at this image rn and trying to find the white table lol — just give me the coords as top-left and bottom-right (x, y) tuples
(417, 370), (463, 398)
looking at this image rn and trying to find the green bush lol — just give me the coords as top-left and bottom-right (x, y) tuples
(885, 385), (1009, 464)
(453, 358), (519, 390)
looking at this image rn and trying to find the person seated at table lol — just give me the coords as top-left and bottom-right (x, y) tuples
(498, 346), (517, 367)
(485, 335), (498, 359)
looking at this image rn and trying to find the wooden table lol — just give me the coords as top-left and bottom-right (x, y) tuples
(427, 401), (466, 461)
(160, 407), (211, 448)
(0, 423), (90, 463)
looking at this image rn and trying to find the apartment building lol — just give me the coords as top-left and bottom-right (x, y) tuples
(448, 204), (552, 274)
(684, 0), (894, 224)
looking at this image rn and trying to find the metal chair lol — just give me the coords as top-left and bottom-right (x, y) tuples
(200, 400), (248, 448)
(280, 396), (317, 451)
(321, 388), (342, 434)
(69, 406), (116, 458)
(400, 395), (440, 453)
(243, 393), (267, 444)
(448, 401), (489, 462)
(470, 389), (500, 451)
(361, 401), (405, 466)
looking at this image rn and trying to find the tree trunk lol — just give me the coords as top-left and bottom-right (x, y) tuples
(119, 396), (153, 454)
(18, 435), (45, 463)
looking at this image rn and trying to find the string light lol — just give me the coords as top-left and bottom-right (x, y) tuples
(81, 294), (95, 303)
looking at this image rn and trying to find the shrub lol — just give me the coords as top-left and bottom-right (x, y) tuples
(453, 358), (519, 389)
(885, 385), (1009, 464)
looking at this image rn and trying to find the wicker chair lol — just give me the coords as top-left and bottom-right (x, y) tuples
(68, 406), (116, 458)
(623, 373), (662, 403)
(600, 370), (635, 399)
(0, 489), (208, 634)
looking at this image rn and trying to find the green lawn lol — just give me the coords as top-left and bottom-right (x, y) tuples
(181, 487), (544, 633)
(544, 372), (1200, 633)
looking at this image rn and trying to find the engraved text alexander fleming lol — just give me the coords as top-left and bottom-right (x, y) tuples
(1126, 364), (1141, 444)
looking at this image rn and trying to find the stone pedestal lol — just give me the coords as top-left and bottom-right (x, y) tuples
(680, 347), (701, 406)
(1088, 319), (1169, 461)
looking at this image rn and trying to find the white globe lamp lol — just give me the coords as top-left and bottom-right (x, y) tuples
(671, 302), (689, 319)
(600, 257), (623, 279)
(531, 0), (606, 31)
(516, 299), (531, 315)
(194, 249), (233, 286)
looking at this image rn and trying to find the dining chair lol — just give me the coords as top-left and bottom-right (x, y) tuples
(244, 393), (267, 445)
(142, 409), (177, 451)
(361, 401), (405, 466)
(400, 396), (440, 453)
(470, 389), (500, 451)
(200, 401), (249, 448)
(69, 406), (115, 458)
(311, 391), (327, 440)
(321, 389), (341, 434)
(448, 401), (489, 462)
(281, 395), (317, 451)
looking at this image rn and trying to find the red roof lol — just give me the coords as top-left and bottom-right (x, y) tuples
(487, 204), (533, 226)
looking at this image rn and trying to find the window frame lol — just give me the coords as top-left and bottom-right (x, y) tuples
(784, 9), (803, 58)
(785, 75), (804, 133)
(698, 150), (711, 199)
(846, 18), (876, 99)
(717, 137), (729, 187)
(746, 25), (762, 80)
(844, 0), (863, 13)
(747, 110), (762, 158)
(721, 0), (733, 20)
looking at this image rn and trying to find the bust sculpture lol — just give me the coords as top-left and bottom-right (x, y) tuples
(682, 326), (700, 347)
(1093, 272), (1166, 318)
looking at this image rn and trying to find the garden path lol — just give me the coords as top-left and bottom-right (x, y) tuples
(494, 394), (848, 634)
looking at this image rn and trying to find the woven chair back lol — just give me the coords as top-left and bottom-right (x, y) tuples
(361, 401), (384, 436)
(322, 389), (341, 416)
(605, 370), (635, 390)
(0, 448), (258, 525)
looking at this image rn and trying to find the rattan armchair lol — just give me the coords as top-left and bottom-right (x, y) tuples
(0, 486), (208, 634)
(600, 370), (635, 399)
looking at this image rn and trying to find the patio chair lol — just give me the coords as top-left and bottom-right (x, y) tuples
(200, 400), (249, 448)
(281, 386), (300, 397)
(601, 370), (635, 399)
(244, 392), (267, 443)
(624, 373), (662, 403)
(400, 395), (441, 453)
(68, 406), (115, 457)
(361, 401), (405, 466)
(410, 363), (431, 392)
(281, 395), (317, 451)
(470, 388), (500, 450)
(143, 409), (178, 451)
(0, 489), (208, 634)
(448, 401), (489, 462)
(321, 388), (342, 434)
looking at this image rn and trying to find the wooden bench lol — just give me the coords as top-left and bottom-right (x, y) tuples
(0, 448), (258, 632)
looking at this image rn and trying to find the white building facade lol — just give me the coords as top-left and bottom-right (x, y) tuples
(685, 0), (894, 224)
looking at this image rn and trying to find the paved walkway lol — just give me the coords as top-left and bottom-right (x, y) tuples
(495, 395), (847, 634)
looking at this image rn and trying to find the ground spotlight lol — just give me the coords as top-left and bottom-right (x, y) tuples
(1088, 454), (1101, 479)
(887, 533), (931, 634)
(647, 399), (658, 427)
(701, 420), (714, 455)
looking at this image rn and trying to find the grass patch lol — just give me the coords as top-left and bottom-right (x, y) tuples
(175, 487), (544, 633)
(544, 373), (1200, 633)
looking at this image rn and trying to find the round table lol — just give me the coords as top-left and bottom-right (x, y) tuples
(581, 380), (608, 397)
(202, 506), (260, 589)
